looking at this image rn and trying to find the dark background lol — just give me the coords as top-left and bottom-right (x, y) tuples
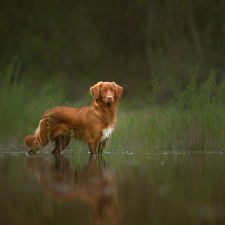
(1, 0), (225, 106)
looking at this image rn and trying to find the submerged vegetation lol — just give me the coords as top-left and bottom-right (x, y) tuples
(1, 61), (225, 152)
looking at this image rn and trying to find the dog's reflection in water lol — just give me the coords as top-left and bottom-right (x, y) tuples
(25, 155), (121, 225)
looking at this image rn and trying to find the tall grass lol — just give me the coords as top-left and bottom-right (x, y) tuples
(0, 57), (64, 145)
(1, 60), (225, 152)
(141, 65), (225, 152)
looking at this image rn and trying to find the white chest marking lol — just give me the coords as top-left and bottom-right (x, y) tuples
(101, 127), (114, 142)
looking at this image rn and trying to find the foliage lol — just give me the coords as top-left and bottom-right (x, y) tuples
(0, 58), (64, 144)
(141, 64), (225, 151)
(109, 114), (137, 153)
(1, 0), (225, 101)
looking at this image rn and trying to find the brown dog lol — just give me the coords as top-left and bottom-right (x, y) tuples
(24, 81), (123, 155)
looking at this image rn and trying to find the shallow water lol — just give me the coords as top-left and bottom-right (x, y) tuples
(1, 148), (225, 225)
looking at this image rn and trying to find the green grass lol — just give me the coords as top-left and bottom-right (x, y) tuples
(0, 57), (64, 145)
(1, 61), (225, 152)
(139, 65), (225, 152)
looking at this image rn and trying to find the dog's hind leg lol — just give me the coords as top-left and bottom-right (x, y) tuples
(52, 135), (71, 155)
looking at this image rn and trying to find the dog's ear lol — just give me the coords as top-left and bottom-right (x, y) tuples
(113, 82), (123, 99)
(90, 82), (102, 100)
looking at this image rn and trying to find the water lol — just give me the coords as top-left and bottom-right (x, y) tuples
(1, 148), (225, 225)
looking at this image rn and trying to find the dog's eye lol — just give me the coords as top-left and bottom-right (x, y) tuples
(102, 89), (106, 92)
(111, 89), (115, 92)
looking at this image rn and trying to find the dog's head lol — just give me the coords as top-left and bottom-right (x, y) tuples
(90, 82), (123, 104)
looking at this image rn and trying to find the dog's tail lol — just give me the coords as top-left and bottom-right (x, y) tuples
(24, 135), (36, 148)
(24, 120), (42, 149)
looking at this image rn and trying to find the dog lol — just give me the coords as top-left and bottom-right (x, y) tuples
(24, 81), (123, 155)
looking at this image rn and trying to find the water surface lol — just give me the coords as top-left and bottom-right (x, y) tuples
(1, 148), (225, 225)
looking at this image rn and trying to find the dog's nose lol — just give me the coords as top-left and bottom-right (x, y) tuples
(107, 96), (113, 100)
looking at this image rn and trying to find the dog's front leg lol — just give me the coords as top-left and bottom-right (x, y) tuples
(88, 140), (104, 155)
(98, 141), (107, 155)
(87, 141), (95, 154)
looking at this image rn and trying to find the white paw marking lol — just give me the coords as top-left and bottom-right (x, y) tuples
(101, 127), (114, 142)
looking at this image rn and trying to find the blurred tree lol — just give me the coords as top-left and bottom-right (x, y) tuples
(0, 0), (224, 104)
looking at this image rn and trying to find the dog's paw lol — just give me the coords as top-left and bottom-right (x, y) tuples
(28, 149), (36, 155)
